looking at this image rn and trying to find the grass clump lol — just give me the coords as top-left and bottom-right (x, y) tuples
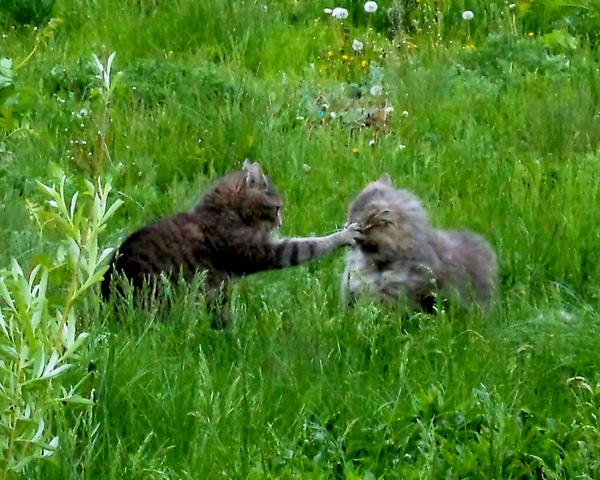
(2, 0), (600, 477)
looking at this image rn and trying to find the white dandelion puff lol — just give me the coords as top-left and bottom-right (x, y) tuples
(462, 10), (474, 20)
(352, 39), (364, 52)
(324, 7), (333, 14)
(370, 84), (383, 96)
(332, 7), (349, 19)
(364, 1), (378, 13)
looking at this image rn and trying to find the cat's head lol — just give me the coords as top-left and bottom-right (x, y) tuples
(347, 174), (429, 254)
(346, 173), (395, 228)
(237, 159), (282, 230)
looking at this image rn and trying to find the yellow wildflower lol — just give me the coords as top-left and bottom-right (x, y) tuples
(528, 32), (534, 37)
(352, 148), (359, 154)
(342, 54), (349, 61)
(361, 60), (368, 68)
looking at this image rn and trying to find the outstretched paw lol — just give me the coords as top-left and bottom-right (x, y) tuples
(342, 222), (365, 246)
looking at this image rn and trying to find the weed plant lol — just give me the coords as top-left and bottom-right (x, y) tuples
(2, 0), (600, 477)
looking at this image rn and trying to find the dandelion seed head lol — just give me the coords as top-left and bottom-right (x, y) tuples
(332, 7), (349, 19)
(370, 84), (383, 96)
(462, 10), (474, 20)
(324, 8), (333, 14)
(364, 1), (378, 13)
(352, 39), (364, 52)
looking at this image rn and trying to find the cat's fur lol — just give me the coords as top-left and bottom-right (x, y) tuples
(102, 160), (361, 327)
(341, 174), (498, 313)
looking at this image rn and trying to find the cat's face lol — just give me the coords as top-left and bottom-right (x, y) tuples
(347, 174), (413, 253)
(239, 160), (282, 230)
(352, 202), (413, 253)
(346, 173), (394, 227)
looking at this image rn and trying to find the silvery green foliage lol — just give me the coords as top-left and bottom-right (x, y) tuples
(90, 52), (121, 168)
(0, 58), (20, 138)
(0, 58), (12, 90)
(0, 177), (122, 477)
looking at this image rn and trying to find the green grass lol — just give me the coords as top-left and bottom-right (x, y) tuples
(3, 0), (600, 478)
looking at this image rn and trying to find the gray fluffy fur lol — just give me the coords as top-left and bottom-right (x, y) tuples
(341, 174), (499, 312)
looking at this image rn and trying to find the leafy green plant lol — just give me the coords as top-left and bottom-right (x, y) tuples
(0, 176), (122, 477)
(0, 20), (62, 168)
(0, 58), (28, 141)
(89, 52), (121, 171)
(524, 0), (600, 43)
(458, 33), (572, 80)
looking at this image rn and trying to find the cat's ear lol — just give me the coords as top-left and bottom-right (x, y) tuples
(243, 159), (267, 189)
(376, 209), (395, 225)
(365, 207), (395, 229)
(242, 159), (253, 171)
(378, 173), (392, 186)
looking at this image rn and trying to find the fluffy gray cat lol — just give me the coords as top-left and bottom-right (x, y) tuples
(341, 174), (498, 313)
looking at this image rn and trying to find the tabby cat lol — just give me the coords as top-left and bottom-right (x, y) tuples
(341, 174), (498, 313)
(102, 160), (361, 327)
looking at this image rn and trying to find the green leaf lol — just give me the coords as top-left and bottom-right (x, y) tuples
(103, 198), (124, 223)
(0, 57), (12, 89)
(60, 394), (94, 406)
(0, 277), (16, 311)
(63, 332), (89, 359)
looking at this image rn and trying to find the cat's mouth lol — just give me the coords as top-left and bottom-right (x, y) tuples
(356, 236), (379, 252)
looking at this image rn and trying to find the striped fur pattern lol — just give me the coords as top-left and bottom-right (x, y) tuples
(102, 160), (361, 327)
(341, 174), (498, 313)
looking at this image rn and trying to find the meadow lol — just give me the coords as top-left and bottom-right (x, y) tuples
(2, 0), (600, 478)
